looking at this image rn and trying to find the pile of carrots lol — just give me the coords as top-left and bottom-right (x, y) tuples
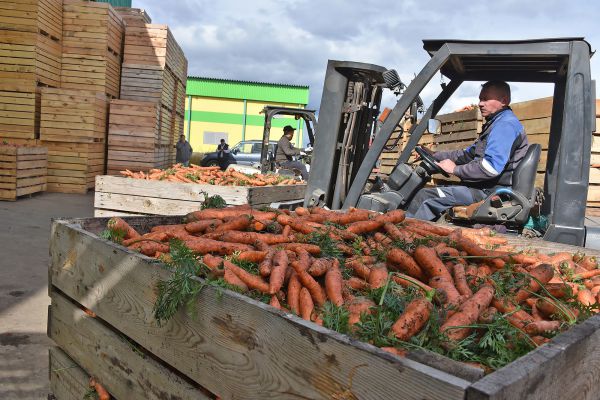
(119, 164), (302, 186)
(105, 206), (600, 371)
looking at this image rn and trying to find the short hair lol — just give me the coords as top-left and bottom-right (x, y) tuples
(220, 139), (225, 143)
(481, 80), (511, 103)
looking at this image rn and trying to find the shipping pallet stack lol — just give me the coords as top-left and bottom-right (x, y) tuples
(0, 0), (62, 143)
(108, 20), (188, 173)
(38, 0), (125, 194)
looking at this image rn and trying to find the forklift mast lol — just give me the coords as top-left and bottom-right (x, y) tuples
(306, 39), (597, 248)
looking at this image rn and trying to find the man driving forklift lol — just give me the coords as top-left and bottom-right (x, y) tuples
(275, 125), (311, 180)
(405, 80), (530, 220)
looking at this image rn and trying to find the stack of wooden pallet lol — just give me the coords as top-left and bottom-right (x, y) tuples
(0, 0), (62, 141)
(40, 87), (108, 193)
(0, 144), (47, 200)
(114, 7), (151, 27)
(110, 22), (187, 171)
(60, 0), (124, 98)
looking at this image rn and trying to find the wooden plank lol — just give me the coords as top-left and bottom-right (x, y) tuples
(511, 97), (553, 120)
(49, 218), (469, 400)
(467, 314), (600, 400)
(49, 291), (211, 400)
(48, 347), (91, 400)
(94, 192), (204, 215)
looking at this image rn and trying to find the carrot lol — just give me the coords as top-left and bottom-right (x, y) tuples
(441, 284), (495, 342)
(368, 264), (389, 289)
(285, 243), (321, 255)
(214, 214), (252, 233)
(307, 258), (330, 277)
(293, 248), (311, 271)
(390, 298), (433, 341)
(577, 255), (598, 270)
(276, 214), (315, 234)
(269, 250), (288, 294)
(429, 275), (461, 312)
(184, 237), (252, 255)
(89, 377), (110, 400)
(325, 259), (344, 306)
(386, 248), (425, 281)
(347, 260), (372, 280)
(383, 222), (414, 242)
(259, 248), (276, 277)
(391, 273), (434, 293)
(291, 260), (327, 306)
(206, 231), (291, 245)
(514, 263), (554, 303)
(236, 250), (267, 263)
(524, 320), (561, 335)
(224, 266), (249, 291)
(184, 219), (223, 234)
(287, 271), (301, 315)
(107, 217), (140, 240)
(347, 297), (375, 326)
(381, 347), (408, 357)
(346, 220), (384, 234)
(299, 287), (314, 321)
(223, 260), (269, 293)
(452, 263), (473, 297)
(454, 235), (506, 269)
(435, 243), (461, 258)
(577, 288), (596, 306)
(346, 277), (369, 291)
(373, 232), (392, 246)
(373, 209), (406, 224)
(282, 224), (291, 237)
(413, 245), (453, 281)
(129, 241), (169, 256)
(269, 295), (282, 310)
(572, 269), (600, 280)
(294, 207), (310, 216)
(404, 218), (452, 235)
(478, 306), (497, 324)
(185, 206), (250, 222)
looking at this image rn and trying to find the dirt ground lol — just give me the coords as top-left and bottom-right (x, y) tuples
(0, 192), (94, 400)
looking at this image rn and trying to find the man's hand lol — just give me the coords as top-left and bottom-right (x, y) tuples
(299, 151), (307, 156)
(305, 145), (313, 152)
(437, 159), (456, 175)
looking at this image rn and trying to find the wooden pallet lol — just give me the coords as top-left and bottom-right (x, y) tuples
(48, 216), (600, 399)
(94, 175), (307, 216)
(0, 90), (41, 140)
(40, 87), (109, 143)
(41, 141), (105, 193)
(0, 144), (47, 200)
(114, 7), (152, 27)
(60, 0), (124, 98)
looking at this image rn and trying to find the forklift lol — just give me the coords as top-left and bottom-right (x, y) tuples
(305, 38), (598, 248)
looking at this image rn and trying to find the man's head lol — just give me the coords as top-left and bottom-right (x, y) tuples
(179, 134), (185, 142)
(479, 80), (511, 118)
(220, 139), (225, 144)
(283, 125), (295, 138)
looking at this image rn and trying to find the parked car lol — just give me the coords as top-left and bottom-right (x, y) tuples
(200, 140), (278, 168)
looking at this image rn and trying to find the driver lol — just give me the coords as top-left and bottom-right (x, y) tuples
(405, 80), (529, 221)
(275, 125), (310, 180)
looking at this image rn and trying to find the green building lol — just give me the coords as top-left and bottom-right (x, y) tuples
(184, 77), (310, 153)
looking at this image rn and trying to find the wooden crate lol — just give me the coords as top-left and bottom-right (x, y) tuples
(0, 29), (62, 91)
(94, 175), (307, 216)
(0, 0), (62, 39)
(60, 0), (124, 98)
(40, 87), (109, 143)
(42, 141), (105, 193)
(114, 7), (152, 26)
(434, 108), (482, 151)
(48, 216), (600, 400)
(0, 90), (41, 140)
(107, 99), (176, 174)
(0, 144), (47, 200)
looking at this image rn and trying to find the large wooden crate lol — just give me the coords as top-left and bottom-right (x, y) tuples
(0, 90), (41, 140)
(93, 175), (307, 216)
(40, 87), (109, 143)
(42, 141), (105, 193)
(107, 99), (174, 174)
(114, 6), (152, 26)
(0, 144), (47, 200)
(60, 0), (124, 98)
(0, 0), (62, 39)
(48, 216), (600, 400)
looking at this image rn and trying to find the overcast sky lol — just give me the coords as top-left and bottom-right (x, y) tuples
(135, 0), (600, 114)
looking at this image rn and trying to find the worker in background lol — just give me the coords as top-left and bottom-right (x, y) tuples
(175, 134), (193, 167)
(217, 138), (230, 170)
(275, 125), (311, 180)
(405, 80), (529, 221)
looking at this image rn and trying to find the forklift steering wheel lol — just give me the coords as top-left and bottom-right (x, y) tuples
(414, 146), (450, 178)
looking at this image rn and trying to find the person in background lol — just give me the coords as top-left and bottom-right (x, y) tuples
(405, 80), (529, 221)
(175, 134), (193, 167)
(275, 125), (310, 180)
(217, 138), (230, 170)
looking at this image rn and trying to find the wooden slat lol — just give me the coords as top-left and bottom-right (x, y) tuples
(49, 291), (211, 400)
(49, 218), (469, 400)
(49, 347), (91, 400)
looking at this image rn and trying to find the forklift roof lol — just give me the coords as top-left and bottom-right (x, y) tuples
(421, 38), (593, 82)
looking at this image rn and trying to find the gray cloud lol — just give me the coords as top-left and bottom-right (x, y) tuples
(135, 0), (600, 113)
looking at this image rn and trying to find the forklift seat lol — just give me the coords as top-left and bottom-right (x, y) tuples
(449, 144), (542, 226)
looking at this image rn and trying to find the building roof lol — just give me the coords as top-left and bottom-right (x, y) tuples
(93, 0), (132, 7)
(186, 76), (309, 105)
